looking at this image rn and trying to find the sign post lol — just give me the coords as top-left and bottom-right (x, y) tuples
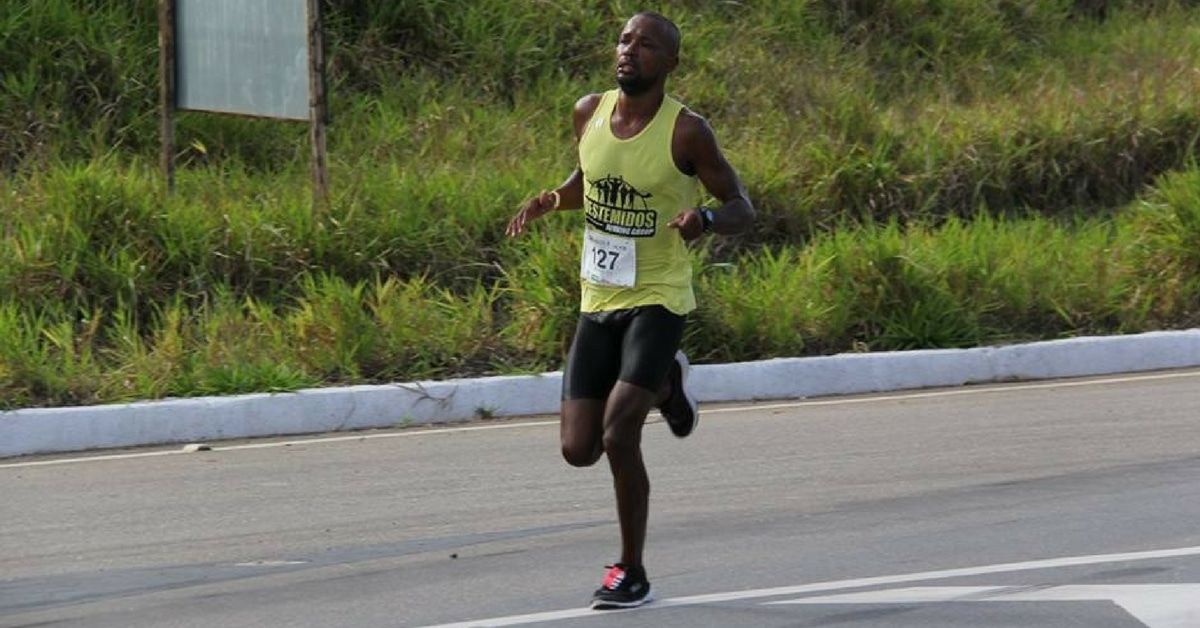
(158, 0), (175, 191)
(307, 0), (328, 204)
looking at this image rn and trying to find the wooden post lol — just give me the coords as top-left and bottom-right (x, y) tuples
(158, 0), (176, 191)
(308, 0), (328, 208)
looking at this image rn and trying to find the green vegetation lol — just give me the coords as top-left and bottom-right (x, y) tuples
(2, 0), (1200, 409)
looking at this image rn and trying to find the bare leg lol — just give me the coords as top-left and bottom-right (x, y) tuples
(602, 380), (658, 567)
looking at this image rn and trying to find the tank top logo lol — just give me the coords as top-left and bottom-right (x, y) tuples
(584, 175), (658, 237)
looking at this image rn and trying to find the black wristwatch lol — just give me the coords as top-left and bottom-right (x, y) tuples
(697, 207), (715, 233)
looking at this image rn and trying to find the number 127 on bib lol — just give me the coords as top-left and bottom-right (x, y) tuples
(581, 229), (636, 287)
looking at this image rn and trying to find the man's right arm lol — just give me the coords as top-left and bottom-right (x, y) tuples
(505, 94), (600, 237)
(551, 93), (604, 211)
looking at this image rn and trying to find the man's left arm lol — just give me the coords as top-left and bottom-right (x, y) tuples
(668, 113), (755, 240)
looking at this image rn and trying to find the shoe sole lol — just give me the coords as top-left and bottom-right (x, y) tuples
(590, 586), (655, 610)
(663, 351), (698, 438)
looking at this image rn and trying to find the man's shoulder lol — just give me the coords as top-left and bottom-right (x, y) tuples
(672, 105), (714, 143)
(574, 92), (610, 115)
(572, 92), (611, 137)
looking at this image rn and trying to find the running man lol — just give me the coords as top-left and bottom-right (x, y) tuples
(505, 12), (754, 609)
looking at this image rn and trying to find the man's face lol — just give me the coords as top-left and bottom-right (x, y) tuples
(615, 15), (678, 96)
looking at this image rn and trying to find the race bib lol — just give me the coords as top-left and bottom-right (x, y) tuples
(581, 228), (636, 287)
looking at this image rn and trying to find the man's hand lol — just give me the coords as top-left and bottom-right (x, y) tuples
(667, 207), (706, 242)
(506, 190), (560, 237)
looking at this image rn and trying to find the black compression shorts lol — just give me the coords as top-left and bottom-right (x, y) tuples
(562, 305), (686, 400)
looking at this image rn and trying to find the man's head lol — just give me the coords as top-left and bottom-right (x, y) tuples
(615, 12), (680, 97)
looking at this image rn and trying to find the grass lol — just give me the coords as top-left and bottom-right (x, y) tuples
(2, 0), (1200, 408)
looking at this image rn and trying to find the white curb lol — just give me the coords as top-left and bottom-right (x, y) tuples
(2, 330), (1198, 458)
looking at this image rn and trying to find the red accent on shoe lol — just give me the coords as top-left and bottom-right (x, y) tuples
(602, 565), (626, 590)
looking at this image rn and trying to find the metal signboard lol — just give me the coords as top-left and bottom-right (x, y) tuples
(174, 0), (310, 120)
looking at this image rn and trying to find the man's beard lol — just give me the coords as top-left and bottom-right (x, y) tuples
(617, 73), (655, 97)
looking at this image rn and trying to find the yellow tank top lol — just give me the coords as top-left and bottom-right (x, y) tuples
(577, 90), (700, 315)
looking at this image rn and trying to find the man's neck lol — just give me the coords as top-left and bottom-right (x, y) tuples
(612, 88), (665, 138)
(617, 88), (665, 118)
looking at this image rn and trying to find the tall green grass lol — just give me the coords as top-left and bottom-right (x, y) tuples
(693, 212), (1146, 360)
(3, 0), (1200, 408)
(0, 0), (158, 172)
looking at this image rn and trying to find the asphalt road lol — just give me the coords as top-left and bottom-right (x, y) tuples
(4, 369), (1200, 627)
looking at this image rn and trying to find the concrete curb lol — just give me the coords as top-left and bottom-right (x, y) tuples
(3, 329), (1199, 459)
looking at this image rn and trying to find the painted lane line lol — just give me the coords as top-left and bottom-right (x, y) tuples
(416, 545), (1200, 627)
(0, 420), (559, 469)
(705, 368), (1200, 414)
(773, 584), (1200, 628)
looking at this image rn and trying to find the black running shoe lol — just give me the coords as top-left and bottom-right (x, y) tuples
(591, 563), (654, 610)
(659, 350), (698, 438)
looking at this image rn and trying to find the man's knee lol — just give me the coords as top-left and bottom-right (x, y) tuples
(560, 399), (604, 467)
(562, 442), (602, 467)
(601, 426), (641, 459)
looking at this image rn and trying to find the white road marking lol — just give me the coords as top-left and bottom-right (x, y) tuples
(774, 585), (1200, 628)
(4, 368), (1198, 469)
(416, 545), (1200, 627)
(708, 368), (1200, 413)
(0, 420), (558, 469)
